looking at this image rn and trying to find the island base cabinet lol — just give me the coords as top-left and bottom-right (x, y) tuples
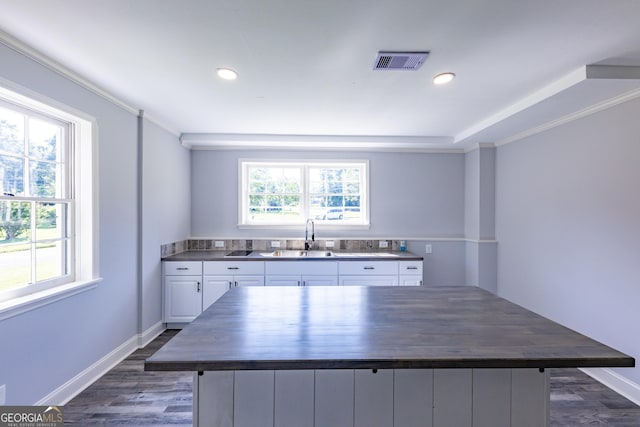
(194, 368), (549, 427)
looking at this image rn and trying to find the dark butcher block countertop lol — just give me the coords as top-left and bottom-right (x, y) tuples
(145, 286), (634, 372)
(162, 250), (423, 261)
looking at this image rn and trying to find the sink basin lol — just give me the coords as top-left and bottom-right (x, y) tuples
(261, 250), (333, 258)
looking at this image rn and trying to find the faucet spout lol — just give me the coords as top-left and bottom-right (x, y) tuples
(304, 218), (315, 251)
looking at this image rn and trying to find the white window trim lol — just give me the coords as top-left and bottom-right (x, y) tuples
(238, 159), (370, 229)
(0, 79), (101, 320)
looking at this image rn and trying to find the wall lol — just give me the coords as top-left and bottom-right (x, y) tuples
(141, 118), (190, 336)
(0, 41), (189, 403)
(191, 149), (467, 285)
(0, 42), (138, 404)
(495, 97), (640, 386)
(464, 146), (497, 292)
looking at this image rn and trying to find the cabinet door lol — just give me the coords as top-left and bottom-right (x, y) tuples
(202, 276), (232, 311)
(302, 275), (338, 286)
(164, 275), (202, 323)
(340, 275), (398, 286)
(266, 275), (301, 286)
(234, 275), (265, 287)
(399, 275), (423, 286)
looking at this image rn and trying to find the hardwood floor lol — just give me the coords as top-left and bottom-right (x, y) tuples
(64, 330), (640, 426)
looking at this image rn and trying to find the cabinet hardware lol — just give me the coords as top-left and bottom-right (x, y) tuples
(228, 281), (233, 288)
(364, 266), (375, 270)
(197, 281), (201, 292)
(406, 266), (418, 270)
(234, 281), (238, 287)
(227, 267), (239, 270)
(176, 267), (189, 270)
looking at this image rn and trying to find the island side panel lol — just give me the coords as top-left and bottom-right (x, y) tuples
(195, 368), (550, 427)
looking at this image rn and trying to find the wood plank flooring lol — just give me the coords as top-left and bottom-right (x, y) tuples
(63, 330), (640, 426)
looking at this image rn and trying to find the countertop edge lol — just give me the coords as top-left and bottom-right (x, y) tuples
(162, 250), (424, 262)
(145, 357), (636, 372)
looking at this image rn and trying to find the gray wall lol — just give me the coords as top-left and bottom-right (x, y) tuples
(0, 42), (191, 404)
(0, 42), (138, 404)
(495, 97), (640, 385)
(191, 149), (468, 285)
(191, 150), (465, 238)
(141, 119), (190, 334)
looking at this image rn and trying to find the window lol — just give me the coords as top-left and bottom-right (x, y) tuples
(0, 85), (97, 305)
(240, 160), (369, 227)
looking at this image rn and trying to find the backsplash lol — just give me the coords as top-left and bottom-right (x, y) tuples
(161, 238), (404, 258)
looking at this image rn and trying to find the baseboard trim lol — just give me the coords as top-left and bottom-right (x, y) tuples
(580, 368), (640, 406)
(36, 322), (166, 406)
(138, 321), (165, 348)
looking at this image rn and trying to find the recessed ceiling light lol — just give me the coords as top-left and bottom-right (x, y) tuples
(216, 68), (238, 80)
(433, 72), (455, 85)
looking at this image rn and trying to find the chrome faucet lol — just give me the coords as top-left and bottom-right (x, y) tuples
(304, 218), (315, 251)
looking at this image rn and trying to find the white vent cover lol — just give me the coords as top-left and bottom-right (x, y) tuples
(373, 51), (429, 70)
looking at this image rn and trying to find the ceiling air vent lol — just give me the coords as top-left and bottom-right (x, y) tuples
(373, 51), (429, 70)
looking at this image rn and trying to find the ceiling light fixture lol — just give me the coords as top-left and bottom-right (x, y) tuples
(433, 72), (455, 85)
(216, 68), (238, 80)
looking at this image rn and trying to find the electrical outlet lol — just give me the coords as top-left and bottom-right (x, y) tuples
(379, 240), (388, 248)
(0, 384), (6, 405)
(325, 240), (335, 248)
(214, 240), (225, 248)
(425, 244), (432, 254)
(271, 241), (281, 248)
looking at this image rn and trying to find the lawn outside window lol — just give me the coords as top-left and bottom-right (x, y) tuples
(239, 160), (369, 228)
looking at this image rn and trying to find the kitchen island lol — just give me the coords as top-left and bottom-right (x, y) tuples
(145, 286), (634, 427)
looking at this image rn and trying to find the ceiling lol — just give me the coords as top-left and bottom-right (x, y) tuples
(1, 0), (640, 151)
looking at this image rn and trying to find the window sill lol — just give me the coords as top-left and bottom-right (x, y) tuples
(0, 278), (102, 322)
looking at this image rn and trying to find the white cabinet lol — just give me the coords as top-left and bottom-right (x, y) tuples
(399, 260), (423, 286)
(339, 261), (399, 286)
(202, 261), (264, 294)
(164, 261), (265, 325)
(165, 258), (422, 325)
(164, 261), (203, 323)
(202, 276), (233, 311)
(265, 261), (338, 286)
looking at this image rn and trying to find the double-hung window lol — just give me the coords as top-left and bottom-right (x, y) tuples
(0, 86), (96, 306)
(240, 160), (369, 227)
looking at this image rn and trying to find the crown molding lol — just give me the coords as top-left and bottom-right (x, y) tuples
(180, 133), (460, 153)
(0, 29), (180, 136)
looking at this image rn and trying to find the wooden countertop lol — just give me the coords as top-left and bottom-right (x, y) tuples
(145, 286), (634, 372)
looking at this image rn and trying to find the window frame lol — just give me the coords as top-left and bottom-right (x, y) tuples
(0, 81), (99, 311)
(239, 159), (370, 229)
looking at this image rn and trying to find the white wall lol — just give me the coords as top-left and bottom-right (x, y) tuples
(495, 97), (640, 385)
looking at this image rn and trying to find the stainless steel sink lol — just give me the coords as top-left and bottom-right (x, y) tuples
(261, 250), (333, 258)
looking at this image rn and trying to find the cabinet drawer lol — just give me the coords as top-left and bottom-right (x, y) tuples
(164, 261), (202, 275)
(399, 260), (423, 274)
(266, 261), (338, 276)
(338, 261), (398, 275)
(203, 261), (265, 275)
